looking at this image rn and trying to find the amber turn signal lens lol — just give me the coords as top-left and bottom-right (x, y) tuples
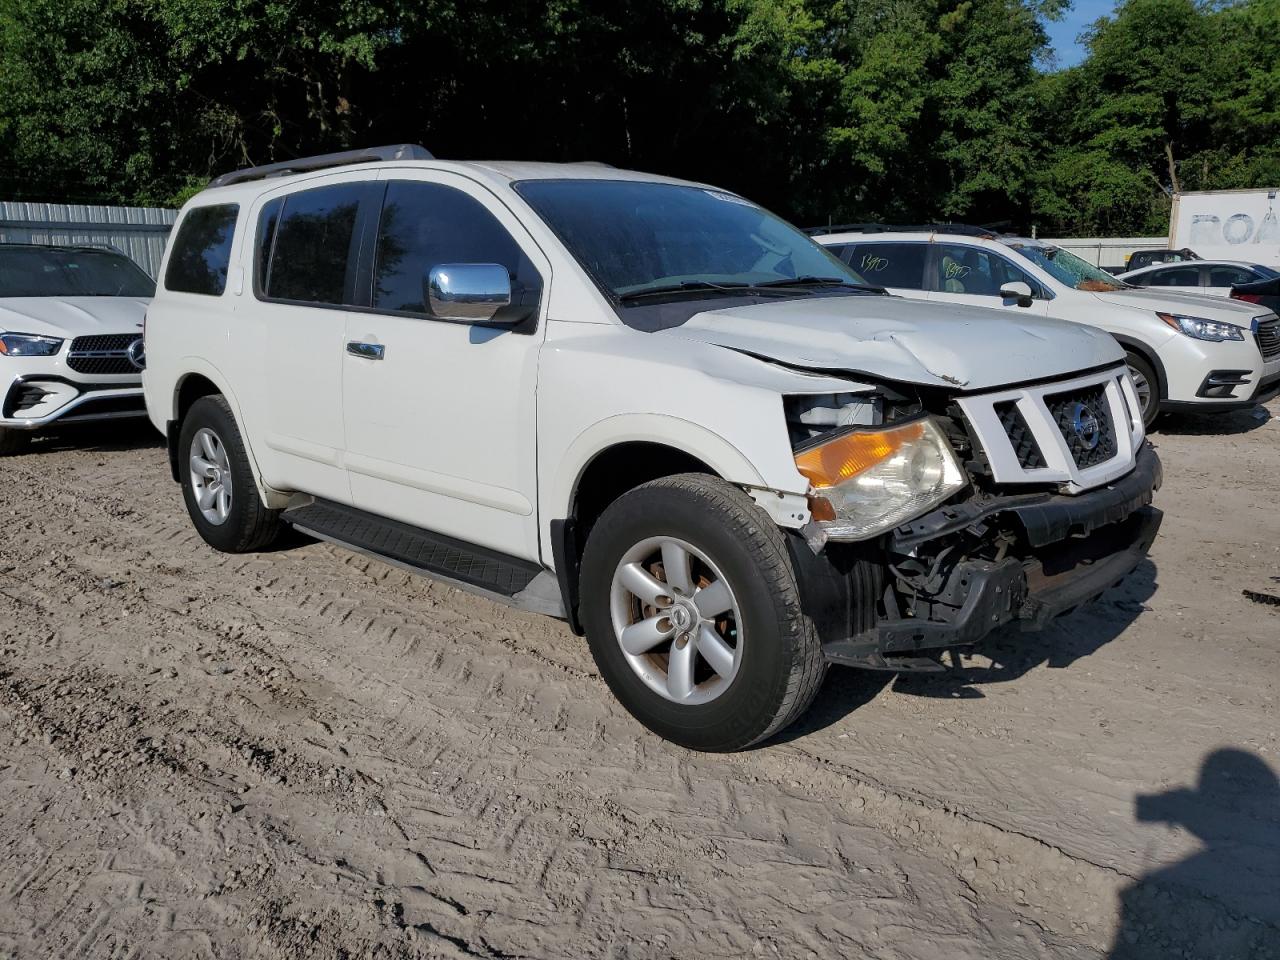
(794, 421), (927, 488)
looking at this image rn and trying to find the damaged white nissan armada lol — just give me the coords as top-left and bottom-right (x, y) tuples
(144, 145), (1162, 751)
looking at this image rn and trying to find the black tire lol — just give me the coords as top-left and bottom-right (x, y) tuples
(579, 473), (826, 752)
(178, 395), (283, 552)
(0, 428), (31, 456)
(1125, 350), (1161, 430)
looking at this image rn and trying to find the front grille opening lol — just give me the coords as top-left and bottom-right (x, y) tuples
(69, 334), (139, 352)
(1046, 384), (1117, 469)
(67, 334), (143, 376)
(994, 400), (1046, 469)
(1256, 317), (1280, 360)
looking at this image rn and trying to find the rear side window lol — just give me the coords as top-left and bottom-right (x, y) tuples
(1209, 266), (1256, 287)
(847, 243), (928, 289)
(165, 204), (239, 296)
(1148, 266), (1200, 286)
(372, 181), (541, 315)
(265, 183), (370, 305)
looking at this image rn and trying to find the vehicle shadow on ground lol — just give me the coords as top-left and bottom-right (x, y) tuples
(22, 420), (165, 454)
(1155, 389), (1276, 437)
(770, 559), (1159, 743)
(1106, 747), (1280, 958)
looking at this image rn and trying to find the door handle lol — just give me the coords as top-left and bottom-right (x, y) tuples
(346, 341), (385, 360)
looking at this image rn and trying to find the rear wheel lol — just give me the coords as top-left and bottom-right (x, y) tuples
(579, 473), (826, 752)
(0, 428), (31, 456)
(1125, 350), (1160, 429)
(178, 395), (283, 552)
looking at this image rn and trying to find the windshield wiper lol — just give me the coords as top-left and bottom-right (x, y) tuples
(749, 276), (888, 294)
(617, 280), (755, 303)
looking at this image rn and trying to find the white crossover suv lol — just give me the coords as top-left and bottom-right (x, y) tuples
(815, 227), (1280, 426)
(0, 243), (152, 453)
(145, 146), (1162, 750)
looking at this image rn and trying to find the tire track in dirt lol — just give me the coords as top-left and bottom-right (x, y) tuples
(2, 416), (1278, 958)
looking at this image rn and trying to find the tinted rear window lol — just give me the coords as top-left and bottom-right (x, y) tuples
(165, 204), (239, 296)
(265, 183), (369, 305)
(846, 243), (928, 289)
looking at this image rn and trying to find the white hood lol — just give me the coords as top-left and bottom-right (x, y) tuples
(0, 296), (148, 339)
(661, 295), (1123, 391)
(1091, 287), (1271, 321)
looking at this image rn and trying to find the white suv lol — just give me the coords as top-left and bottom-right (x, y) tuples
(815, 227), (1280, 426)
(0, 243), (152, 454)
(144, 146), (1162, 750)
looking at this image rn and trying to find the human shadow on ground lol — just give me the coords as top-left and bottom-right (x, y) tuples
(768, 558), (1158, 743)
(1107, 747), (1280, 958)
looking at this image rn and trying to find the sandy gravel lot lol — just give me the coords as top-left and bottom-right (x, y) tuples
(1, 396), (1277, 960)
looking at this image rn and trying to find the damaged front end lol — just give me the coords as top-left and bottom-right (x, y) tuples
(782, 367), (1163, 672)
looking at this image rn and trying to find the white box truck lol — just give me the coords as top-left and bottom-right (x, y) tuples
(1169, 188), (1280, 266)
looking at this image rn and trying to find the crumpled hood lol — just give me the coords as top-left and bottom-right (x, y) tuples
(660, 295), (1122, 390)
(0, 296), (148, 339)
(1091, 287), (1271, 321)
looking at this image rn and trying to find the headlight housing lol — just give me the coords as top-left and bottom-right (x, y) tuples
(0, 332), (64, 357)
(795, 418), (967, 541)
(1157, 313), (1245, 342)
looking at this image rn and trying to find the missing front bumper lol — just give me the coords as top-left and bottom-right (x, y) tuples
(796, 446), (1163, 672)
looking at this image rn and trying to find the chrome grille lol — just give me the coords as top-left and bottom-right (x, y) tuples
(67, 334), (144, 375)
(1256, 316), (1280, 360)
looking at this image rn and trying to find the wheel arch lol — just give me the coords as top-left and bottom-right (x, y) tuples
(545, 415), (768, 635)
(1112, 334), (1168, 401)
(166, 364), (271, 506)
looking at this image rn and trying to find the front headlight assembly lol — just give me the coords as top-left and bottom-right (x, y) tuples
(1157, 313), (1245, 342)
(794, 418), (967, 541)
(0, 332), (64, 357)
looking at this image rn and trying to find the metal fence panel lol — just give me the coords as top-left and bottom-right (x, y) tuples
(0, 201), (177, 278)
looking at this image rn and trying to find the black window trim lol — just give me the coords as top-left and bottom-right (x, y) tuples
(251, 177), (545, 333)
(163, 202), (241, 297)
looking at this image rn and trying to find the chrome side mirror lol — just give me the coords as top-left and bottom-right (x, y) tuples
(426, 263), (513, 322)
(1000, 280), (1034, 306)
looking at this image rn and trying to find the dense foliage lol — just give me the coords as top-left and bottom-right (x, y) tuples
(0, 0), (1276, 235)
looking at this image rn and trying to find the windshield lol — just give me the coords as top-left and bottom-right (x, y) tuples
(514, 179), (869, 301)
(1006, 243), (1127, 292)
(0, 246), (156, 298)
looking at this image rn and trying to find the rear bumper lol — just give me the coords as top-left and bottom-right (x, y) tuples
(800, 445), (1163, 671)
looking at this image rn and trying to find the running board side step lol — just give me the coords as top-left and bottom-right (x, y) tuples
(281, 499), (566, 618)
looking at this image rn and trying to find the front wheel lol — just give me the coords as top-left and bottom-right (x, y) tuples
(579, 474), (826, 751)
(1125, 350), (1160, 429)
(178, 395), (283, 553)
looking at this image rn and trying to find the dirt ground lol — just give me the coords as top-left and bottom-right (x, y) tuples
(1, 396), (1277, 960)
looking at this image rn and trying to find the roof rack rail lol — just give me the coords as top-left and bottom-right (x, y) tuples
(804, 222), (1003, 238)
(208, 144), (434, 189)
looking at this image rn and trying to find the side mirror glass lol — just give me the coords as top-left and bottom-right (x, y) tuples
(426, 263), (513, 322)
(1000, 280), (1034, 306)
